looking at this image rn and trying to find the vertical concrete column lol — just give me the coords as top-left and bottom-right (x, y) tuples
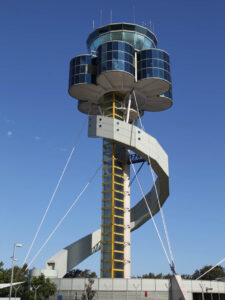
(123, 153), (131, 278)
(101, 92), (126, 278)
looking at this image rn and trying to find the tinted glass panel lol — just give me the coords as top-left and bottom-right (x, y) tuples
(103, 175), (112, 183)
(87, 23), (157, 51)
(193, 293), (202, 300)
(75, 57), (80, 64)
(114, 184), (123, 192)
(112, 24), (122, 31)
(102, 217), (112, 224)
(114, 243), (123, 251)
(141, 51), (146, 59)
(102, 261), (111, 269)
(204, 294), (211, 300)
(107, 61), (112, 69)
(114, 270), (124, 278)
(99, 26), (109, 34)
(112, 51), (118, 59)
(143, 38), (153, 49)
(114, 234), (124, 242)
(102, 200), (111, 207)
(118, 42), (125, 51)
(103, 167), (112, 176)
(123, 24), (135, 31)
(114, 175), (123, 184)
(102, 243), (111, 251)
(107, 52), (112, 60)
(102, 252), (111, 260)
(102, 234), (111, 242)
(114, 217), (123, 225)
(102, 208), (111, 215)
(115, 191), (123, 199)
(80, 56), (86, 64)
(102, 271), (111, 277)
(112, 41), (118, 50)
(114, 168), (123, 176)
(114, 208), (123, 216)
(102, 225), (111, 233)
(114, 261), (124, 269)
(114, 252), (124, 260)
(114, 225), (123, 233)
(122, 32), (134, 46)
(114, 200), (123, 208)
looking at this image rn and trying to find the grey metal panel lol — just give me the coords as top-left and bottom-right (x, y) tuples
(217, 281), (225, 293)
(99, 278), (113, 290)
(112, 279), (127, 291)
(155, 279), (170, 291)
(71, 278), (85, 290)
(127, 278), (142, 291)
(142, 279), (156, 291)
(183, 280), (192, 292)
(65, 229), (101, 272)
(191, 280), (204, 293)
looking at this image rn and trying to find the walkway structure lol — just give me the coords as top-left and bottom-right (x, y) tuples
(44, 22), (173, 279)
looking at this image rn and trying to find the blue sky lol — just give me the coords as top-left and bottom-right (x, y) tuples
(1, 0), (225, 277)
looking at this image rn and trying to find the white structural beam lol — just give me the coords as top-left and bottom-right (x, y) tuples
(124, 152), (131, 278)
(0, 282), (24, 290)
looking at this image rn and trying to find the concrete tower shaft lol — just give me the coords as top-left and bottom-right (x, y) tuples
(101, 92), (131, 278)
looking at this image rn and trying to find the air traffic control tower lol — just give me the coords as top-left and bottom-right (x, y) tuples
(68, 23), (172, 279)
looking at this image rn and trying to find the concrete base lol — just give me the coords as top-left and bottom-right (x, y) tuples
(170, 275), (188, 300)
(48, 277), (225, 300)
(0, 298), (21, 300)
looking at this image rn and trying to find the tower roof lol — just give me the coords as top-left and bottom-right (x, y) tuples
(86, 22), (158, 52)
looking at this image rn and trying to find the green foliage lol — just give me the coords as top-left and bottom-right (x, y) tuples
(181, 274), (192, 279)
(192, 265), (225, 280)
(141, 272), (156, 278)
(64, 269), (97, 278)
(30, 274), (57, 300)
(0, 261), (29, 298)
(141, 272), (172, 279)
(0, 262), (56, 300)
(81, 278), (96, 300)
(140, 265), (225, 281)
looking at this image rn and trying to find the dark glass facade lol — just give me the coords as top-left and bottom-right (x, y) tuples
(193, 294), (225, 300)
(137, 49), (171, 82)
(97, 41), (135, 76)
(87, 23), (157, 52)
(69, 28), (172, 104)
(69, 55), (96, 86)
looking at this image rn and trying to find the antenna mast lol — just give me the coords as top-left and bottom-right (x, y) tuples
(133, 6), (136, 23)
(100, 9), (102, 26)
(110, 9), (112, 23)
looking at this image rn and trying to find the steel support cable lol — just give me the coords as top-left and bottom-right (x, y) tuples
(23, 118), (87, 265)
(129, 161), (145, 187)
(129, 153), (171, 266)
(196, 257), (225, 280)
(26, 164), (101, 270)
(132, 89), (176, 271)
